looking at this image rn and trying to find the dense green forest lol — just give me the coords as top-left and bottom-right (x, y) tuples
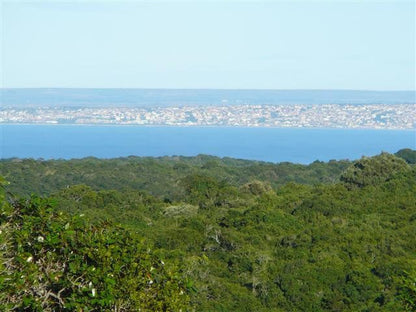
(1, 154), (352, 199)
(1, 149), (415, 311)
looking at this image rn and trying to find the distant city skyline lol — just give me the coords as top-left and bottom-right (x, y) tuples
(2, 104), (415, 130)
(2, 1), (415, 90)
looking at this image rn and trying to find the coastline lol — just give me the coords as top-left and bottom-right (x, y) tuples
(1, 123), (415, 131)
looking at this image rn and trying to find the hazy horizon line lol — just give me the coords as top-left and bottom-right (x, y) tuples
(2, 88), (415, 92)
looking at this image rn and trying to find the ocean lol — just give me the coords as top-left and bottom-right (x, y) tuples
(1, 125), (414, 164)
(2, 88), (415, 107)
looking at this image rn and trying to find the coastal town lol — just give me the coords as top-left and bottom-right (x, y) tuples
(1, 103), (415, 129)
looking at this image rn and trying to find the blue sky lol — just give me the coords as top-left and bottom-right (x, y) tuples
(2, 0), (415, 90)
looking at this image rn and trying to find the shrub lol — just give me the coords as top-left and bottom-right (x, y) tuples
(340, 153), (410, 188)
(0, 190), (190, 311)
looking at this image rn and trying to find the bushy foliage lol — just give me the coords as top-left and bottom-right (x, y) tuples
(340, 153), (410, 188)
(1, 150), (415, 311)
(0, 190), (190, 311)
(398, 268), (416, 311)
(396, 148), (416, 164)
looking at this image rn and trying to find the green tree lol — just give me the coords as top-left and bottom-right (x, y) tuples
(395, 148), (416, 164)
(0, 186), (190, 311)
(340, 152), (410, 188)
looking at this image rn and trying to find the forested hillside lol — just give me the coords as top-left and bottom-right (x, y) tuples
(0, 155), (351, 198)
(1, 149), (415, 311)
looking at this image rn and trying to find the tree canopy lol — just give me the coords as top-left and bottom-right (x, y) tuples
(1, 151), (415, 311)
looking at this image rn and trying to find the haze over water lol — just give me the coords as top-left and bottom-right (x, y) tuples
(2, 89), (415, 108)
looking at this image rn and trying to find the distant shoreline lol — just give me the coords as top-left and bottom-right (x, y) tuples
(2, 103), (415, 130)
(1, 123), (415, 131)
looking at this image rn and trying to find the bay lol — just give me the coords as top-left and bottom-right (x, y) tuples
(1, 125), (415, 164)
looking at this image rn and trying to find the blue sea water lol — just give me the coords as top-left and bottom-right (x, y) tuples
(0, 125), (415, 164)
